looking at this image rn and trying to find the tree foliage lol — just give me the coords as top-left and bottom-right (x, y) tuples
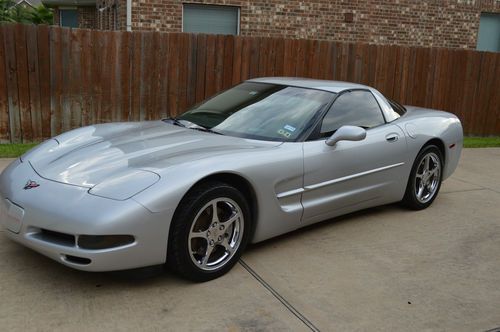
(0, 0), (53, 24)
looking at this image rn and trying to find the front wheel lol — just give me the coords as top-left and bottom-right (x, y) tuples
(167, 181), (251, 282)
(402, 145), (443, 210)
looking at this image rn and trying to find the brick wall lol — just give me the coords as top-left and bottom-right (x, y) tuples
(113, 0), (500, 49)
(78, 7), (98, 29)
(96, 0), (127, 30)
(53, 8), (60, 25)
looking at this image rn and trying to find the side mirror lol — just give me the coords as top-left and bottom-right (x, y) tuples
(325, 125), (367, 146)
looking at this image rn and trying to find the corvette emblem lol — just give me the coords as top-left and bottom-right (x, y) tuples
(23, 180), (40, 190)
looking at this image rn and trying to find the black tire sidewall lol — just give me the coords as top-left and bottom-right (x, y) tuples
(168, 182), (251, 282)
(403, 145), (444, 210)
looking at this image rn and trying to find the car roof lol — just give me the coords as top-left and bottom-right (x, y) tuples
(246, 77), (401, 123)
(246, 77), (369, 93)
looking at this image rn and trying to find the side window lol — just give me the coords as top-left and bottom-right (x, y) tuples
(320, 90), (385, 135)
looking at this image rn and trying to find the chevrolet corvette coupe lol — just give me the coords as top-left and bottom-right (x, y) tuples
(0, 78), (463, 281)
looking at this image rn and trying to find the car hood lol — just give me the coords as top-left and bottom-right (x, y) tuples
(23, 121), (281, 188)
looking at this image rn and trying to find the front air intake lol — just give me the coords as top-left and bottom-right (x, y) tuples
(78, 235), (135, 250)
(33, 229), (76, 247)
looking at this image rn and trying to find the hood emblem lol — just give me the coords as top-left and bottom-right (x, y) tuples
(23, 180), (40, 190)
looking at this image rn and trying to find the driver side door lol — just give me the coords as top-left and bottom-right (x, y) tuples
(301, 90), (407, 224)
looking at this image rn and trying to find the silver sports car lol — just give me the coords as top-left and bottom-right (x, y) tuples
(0, 77), (463, 281)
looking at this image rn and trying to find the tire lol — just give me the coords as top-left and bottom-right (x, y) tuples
(402, 145), (444, 210)
(167, 181), (251, 282)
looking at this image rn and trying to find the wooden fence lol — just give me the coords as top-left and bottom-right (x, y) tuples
(0, 23), (499, 143)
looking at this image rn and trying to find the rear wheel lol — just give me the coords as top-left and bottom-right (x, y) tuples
(167, 181), (251, 282)
(402, 145), (443, 210)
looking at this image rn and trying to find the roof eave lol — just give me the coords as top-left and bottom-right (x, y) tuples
(42, 0), (95, 6)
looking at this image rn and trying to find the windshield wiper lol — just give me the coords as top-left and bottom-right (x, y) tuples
(189, 125), (224, 135)
(163, 118), (186, 127)
(163, 118), (223, 135)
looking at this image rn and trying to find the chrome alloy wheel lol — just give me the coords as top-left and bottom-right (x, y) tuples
(414, 152), (441, 204)
(188, 198), (244, 271)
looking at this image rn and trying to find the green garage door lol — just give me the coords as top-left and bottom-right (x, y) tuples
(477, 13), (500, 52)
(183, 4), (239, 35)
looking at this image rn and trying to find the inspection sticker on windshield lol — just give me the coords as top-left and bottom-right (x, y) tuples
(277, 129), (292, 138)
(284, 125), (296, 132)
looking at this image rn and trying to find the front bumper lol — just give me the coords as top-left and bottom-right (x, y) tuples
(0, 159), (174, 272)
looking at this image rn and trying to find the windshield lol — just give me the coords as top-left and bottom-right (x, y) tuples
(177, 82), (334, 141)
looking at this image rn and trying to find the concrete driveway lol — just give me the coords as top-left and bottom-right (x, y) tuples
(0, 148), (499, 331)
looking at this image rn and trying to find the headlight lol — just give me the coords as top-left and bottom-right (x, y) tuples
(89, 169), (160, 200)
(20, 139), (59, 163)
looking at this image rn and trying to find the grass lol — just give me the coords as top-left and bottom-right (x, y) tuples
(0, 143), (38, 158)
(463, 137), (500, 148)
(0, 137), (499, 158)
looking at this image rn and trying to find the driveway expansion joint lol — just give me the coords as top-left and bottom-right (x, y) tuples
(450, 177), (500, 194)
(441, 188), (488, 194)
(239, 259), (321, 332)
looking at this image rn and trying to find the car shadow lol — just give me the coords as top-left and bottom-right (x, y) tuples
(244, 203), (410, 253)
(2, 203), (410, 285)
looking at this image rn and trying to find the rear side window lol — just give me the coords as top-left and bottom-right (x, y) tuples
(320, 90), (385, 135)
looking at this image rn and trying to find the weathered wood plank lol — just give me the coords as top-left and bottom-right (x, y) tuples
(486, 56), (499, 136)
(111, 31), (123, 122)
(100, 30), (113, 123)
(273, 37), (285, 77)
(195, 34), (207, 103)
(26, 25), (42, 141)
(139, 31), (152, 121)
(461, 50), (481, 134)
(37, 25), (51, 138)
(204, 34), (216, 99)
(339, 42), (349, 81)
(475, 52), (496, 136)
(119, 31), (132, 121)
(222, 35), (234, 89)
(59, 27), (72, 132)
(158, 32), (170, 118)
(49, 26), (63, 137)
(214, 35), (225, 93)
(310, 39), (321, 79)
(147, 31), (160, 120)
(231, 35), (242, 85)
(384, 46), (398, 99)
(258, 36), (269, 77)
(403, 46), (417, 106)
(283, 38), (296, 76)
(295, 39), (306, 77)
(0, 25), (10, 142)
(346, 43), (356, 83)
(177, 33), (189, 115)
(3, 24), (22, 142)
(14, 24), (32, 141)
(130, 31), (141, 121)
(79, 28), (92, 127)
(359, 43), (370, 86)
(423, 47), (437, 108)
(248, 37), (260, 79)
(186, 33), (197, 109)
(167, 33), (180, 116)
(240, 36), (251, 81)
(68, 28), (82, 130)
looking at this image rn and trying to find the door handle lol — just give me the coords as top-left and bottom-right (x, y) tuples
(385, 133), (399, 142)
